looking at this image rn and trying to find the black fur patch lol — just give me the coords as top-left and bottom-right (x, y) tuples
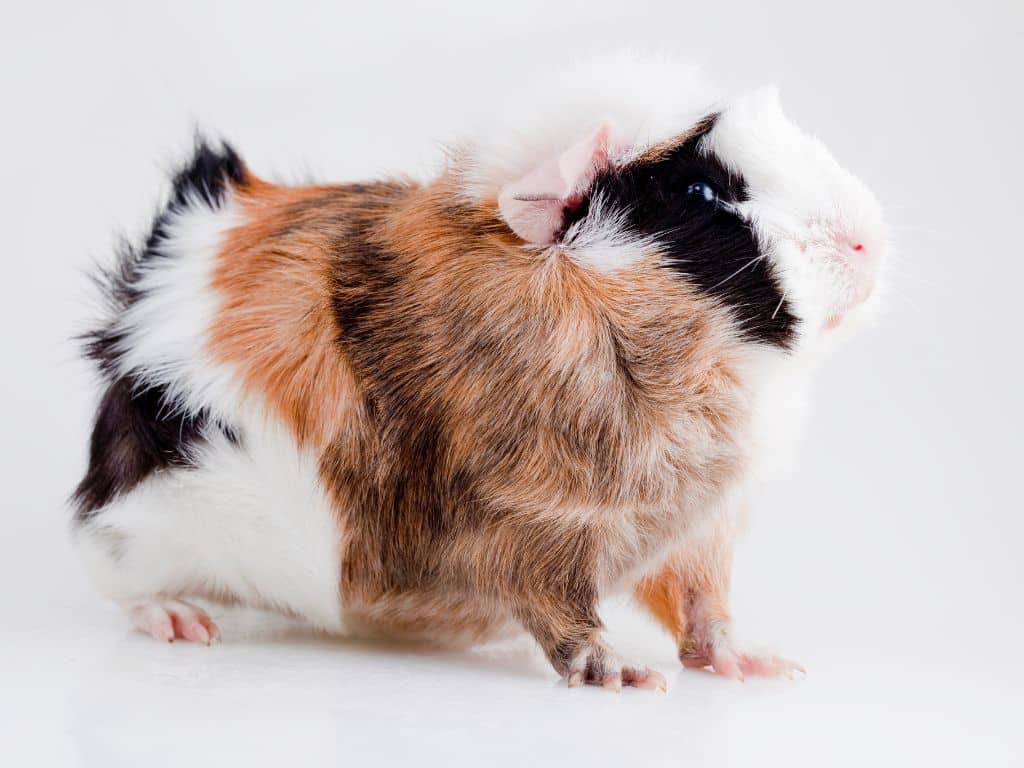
(73, 138), (246, 522)
(71, 376), (224, 520)
(566, 124), (799, 348)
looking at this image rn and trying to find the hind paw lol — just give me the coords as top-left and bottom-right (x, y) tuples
(125, 598), (222, 645)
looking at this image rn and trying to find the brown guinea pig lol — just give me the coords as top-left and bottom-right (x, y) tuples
(71, 54), (887, 690)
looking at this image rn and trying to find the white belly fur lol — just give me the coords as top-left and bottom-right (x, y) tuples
(74, 410), (345, 632)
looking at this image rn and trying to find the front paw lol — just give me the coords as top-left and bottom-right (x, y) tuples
(566, 637), (667, 692)
(680, 639), (804, 681)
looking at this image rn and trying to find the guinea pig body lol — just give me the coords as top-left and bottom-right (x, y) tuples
(72, 55), (886, 689)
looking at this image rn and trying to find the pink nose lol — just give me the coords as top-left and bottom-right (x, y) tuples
(844, 238), (868, 256)
(840, 237), (880, 307)
(842, 237), (879, 269)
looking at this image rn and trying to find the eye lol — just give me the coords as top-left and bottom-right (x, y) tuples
(686, 181), (718, 203)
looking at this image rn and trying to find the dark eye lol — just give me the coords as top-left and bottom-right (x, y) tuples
(686, 182), (718, 203)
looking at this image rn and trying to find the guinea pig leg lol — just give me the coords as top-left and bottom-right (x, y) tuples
(635, 545), (803, 680)
(517, 599), (666, 692)
(681, 592), (802, 680)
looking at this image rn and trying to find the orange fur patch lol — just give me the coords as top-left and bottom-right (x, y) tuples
(208, 179), (368, 450)
(202, 164), (752, 666)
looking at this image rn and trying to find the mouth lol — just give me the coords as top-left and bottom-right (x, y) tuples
(825, 313), (845, 330)
(825, 277), (875, 330)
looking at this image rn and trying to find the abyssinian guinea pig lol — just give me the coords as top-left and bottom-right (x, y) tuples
(72, 54), (886, 691)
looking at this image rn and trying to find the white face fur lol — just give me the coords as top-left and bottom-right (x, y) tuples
(707, 86), (888, 350)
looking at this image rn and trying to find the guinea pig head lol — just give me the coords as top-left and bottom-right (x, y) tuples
(483, 59), (887, 356)
(707, 86), (888, 342)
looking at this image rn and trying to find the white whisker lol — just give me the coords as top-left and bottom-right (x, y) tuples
(771, 288), (788, 319)
(709, 254), (764, 291)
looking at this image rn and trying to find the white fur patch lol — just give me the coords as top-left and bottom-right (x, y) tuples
(736, 345), (812, 481)
(110, 191), (244, 424)
(74, 407), (345, 632)
(559, 193), (659, 272)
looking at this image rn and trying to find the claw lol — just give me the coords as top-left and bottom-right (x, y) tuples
(737, 654), (805, 679)
(602, 673), (622, 693)
(711, 649), (745, 681)
(624, 666), (668, 691)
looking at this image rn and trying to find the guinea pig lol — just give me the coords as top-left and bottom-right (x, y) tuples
(71, 53), (886, 691)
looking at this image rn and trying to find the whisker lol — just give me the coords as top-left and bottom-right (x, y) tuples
(709, 254), (764, 291)
(771, 288), (788, 319)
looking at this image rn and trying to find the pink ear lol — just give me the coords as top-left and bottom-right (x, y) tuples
(498, 122), (625, 245)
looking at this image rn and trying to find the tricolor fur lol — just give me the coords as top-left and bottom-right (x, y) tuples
(72, 54), (886, 687)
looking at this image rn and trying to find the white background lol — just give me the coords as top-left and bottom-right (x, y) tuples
(2, 1), (1022, 766)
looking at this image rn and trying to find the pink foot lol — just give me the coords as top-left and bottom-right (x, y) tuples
(682, 645), (804, 680)
(566, 638), (667, 692)
(125, 598), (222, 645)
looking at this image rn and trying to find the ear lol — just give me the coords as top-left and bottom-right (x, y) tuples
(498, 121), (626, 245)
